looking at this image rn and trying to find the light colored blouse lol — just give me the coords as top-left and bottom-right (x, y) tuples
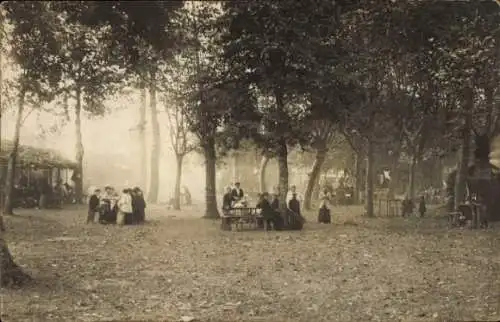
(118, 193), (133, 213)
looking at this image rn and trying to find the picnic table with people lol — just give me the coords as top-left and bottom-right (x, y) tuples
(220, 182), (305, 231)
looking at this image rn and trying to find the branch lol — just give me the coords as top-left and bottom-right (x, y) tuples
(341, 128), (362, 154)
(20, 106), (36, 126)
(164, 96), (179, 154)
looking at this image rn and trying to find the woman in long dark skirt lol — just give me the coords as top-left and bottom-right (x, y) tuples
(133, 187), (146, 224)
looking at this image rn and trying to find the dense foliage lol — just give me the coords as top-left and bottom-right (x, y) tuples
(1, 0), (499, 216)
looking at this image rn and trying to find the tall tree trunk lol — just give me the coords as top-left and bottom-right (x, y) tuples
(74, 86), (84, 203)
(387, 150), (401, 199)
(0, 230), (31, 287)
(365, 138), (374, 217)
(407, 152), (417, 200)
(454, 87), (473, 210)
(3, 89), (25, 215)
(312, 169), (323, 201)
(173, 153), (183, 210)
(274, 88), (289, 215)
(259, 154), (270, 193)
(304, 146), (327, 210)
(0, 28), (4, 220)
(148, 69), (160, 203)
(138, 81), (147, 190)
(276, 138), (289, 216)
(232, 151), (239, 183)
(202, 136), (220, 219)
(354, 151), (364, 204)
(485, 84), (494, 135)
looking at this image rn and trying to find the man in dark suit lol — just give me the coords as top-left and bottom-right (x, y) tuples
(231, 182), (244, 202)
(257, 192), (283, 230)
(222, 186), (234, 215)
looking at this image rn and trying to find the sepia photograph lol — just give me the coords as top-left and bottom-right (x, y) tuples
(0, 1), (499, 321)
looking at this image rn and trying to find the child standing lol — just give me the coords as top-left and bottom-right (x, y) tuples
(117, 189), (133, 226)
(87, 188), (101, 224)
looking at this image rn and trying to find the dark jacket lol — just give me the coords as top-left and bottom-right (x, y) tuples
(132, 194), (146, 212)
(89, 195), (99, 211)
(222, 192), (233, 210)
(419, 199), (426, 213)
(270, 198), (279, 210)
(288, 193), (301, 215)
(231, 188), (244, 200)
(259, 199), (277, 219)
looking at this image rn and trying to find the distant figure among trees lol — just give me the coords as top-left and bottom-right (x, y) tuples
(401, 197), (414, 217)
(418, 196), (426, 217)
(182, 186), (192, 205)
(318, 187), (332, 224)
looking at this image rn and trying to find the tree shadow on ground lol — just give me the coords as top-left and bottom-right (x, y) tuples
(4, 212), (70, 242)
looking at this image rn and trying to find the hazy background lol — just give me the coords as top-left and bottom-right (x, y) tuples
(1, 91), (207, 203)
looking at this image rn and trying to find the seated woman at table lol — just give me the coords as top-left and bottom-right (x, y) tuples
(233, 195), (249, 208)
(231, 182), (244, 203)
(222, 186), (233, 215)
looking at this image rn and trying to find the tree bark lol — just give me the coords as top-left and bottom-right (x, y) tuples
(454, 87), (473, 210)
(387, 150), (401, 199)
(173, 153), (183, 210)
(138, 81), (147, 190)
(312, 170), (322, 201)
(276, 138), (289, 216)
(3, 89), (25, 215)
(259, 154), (270, 193)
(485, 84), (494, 135)
(304, 146), (327, 210)
(148, 68), (160, 203)
(365, 138), (374, 217)
(354, 151), (364, 204)
(74, 86), (84, 203)
(232, 151), (239, 183)
(202, 136), (220, 219)
(0, 230), (31, 287)
(407, 153), (417, 200)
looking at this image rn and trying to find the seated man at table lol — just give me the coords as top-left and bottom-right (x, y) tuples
(257, 192), (283, 230)
(270, 193), (279, 211)
(222, 186), (234, 215)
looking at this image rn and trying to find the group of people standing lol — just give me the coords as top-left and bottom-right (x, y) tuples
(88, 185), (146, 225)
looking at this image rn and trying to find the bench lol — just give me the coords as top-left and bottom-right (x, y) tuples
(220, 207), (264, 231)
(448, 203), (487, 229)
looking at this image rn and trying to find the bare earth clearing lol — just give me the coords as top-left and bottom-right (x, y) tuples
(1, 204), (499, 322)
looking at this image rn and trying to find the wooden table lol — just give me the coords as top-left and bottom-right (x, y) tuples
(220, 207), (264, 231)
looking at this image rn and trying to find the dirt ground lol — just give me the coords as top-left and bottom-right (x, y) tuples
(1, 204), (499, 322)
